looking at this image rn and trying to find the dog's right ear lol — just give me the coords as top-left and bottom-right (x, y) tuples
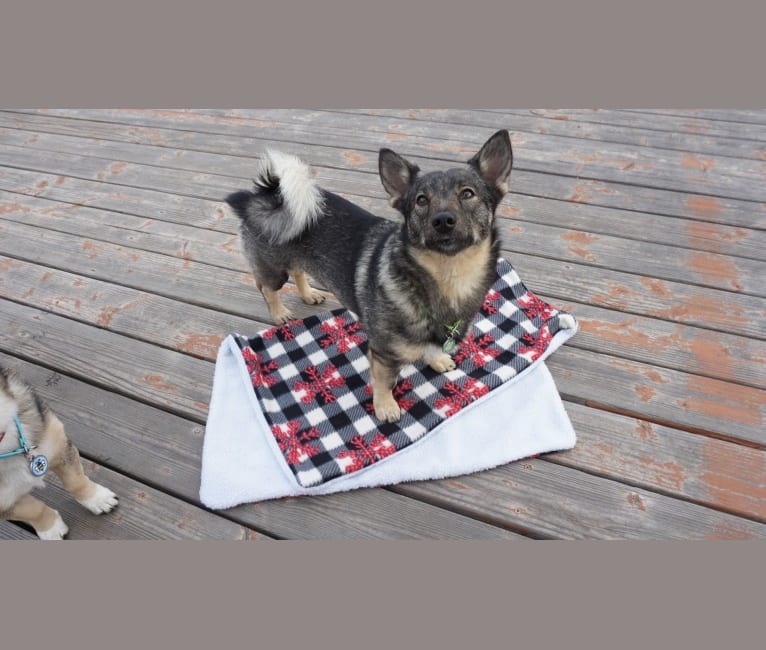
(468, 130), (513, 200)
(379, 149), (419, 210)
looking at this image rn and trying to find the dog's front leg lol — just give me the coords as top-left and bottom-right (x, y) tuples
(5, 493), (68, 540)
(46, 414), (118, 515)
(368, 350), (402, 423)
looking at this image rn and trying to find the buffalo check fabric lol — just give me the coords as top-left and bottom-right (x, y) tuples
(209, 258), (577, 493)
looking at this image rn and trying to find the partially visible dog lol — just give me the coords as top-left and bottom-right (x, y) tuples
(226, 130), (513, 422)
(0, 366), (118, 539)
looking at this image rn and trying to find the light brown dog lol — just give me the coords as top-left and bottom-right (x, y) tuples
(0, 366), (118, 539)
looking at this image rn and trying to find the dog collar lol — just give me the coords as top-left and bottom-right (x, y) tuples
(442, 319), (463, 353)
(0, 415), (48, 476)
(417, 302), (463, 353)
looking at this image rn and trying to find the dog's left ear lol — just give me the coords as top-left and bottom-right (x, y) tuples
(468, 130), (513, 198)
(379, 148), (420, 210)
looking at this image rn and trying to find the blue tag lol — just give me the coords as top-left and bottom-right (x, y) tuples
(30, 455), (48, 477)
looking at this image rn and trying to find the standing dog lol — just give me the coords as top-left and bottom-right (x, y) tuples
(226, 130), (513, 422)
(0, 366), (118, 539)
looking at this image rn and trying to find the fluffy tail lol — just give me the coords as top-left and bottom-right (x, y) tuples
(225, 150), (324, 245)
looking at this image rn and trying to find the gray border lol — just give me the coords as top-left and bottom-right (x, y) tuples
(2, 0), (765, 106)
(1, 542), (763, 646)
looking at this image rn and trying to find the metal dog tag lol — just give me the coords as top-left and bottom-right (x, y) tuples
(442, 338), (457, 354)
(29, 454), (48, 477)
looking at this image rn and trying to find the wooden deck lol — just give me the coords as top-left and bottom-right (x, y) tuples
(0, 108), (763, 540)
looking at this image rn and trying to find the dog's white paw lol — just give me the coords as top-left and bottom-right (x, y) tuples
(374, 394), (402, 423)
(427, 353), (457, 373)
(79, 484), (119, 515)
(301, 290), (326, 305)
(38, 514), (69, 540)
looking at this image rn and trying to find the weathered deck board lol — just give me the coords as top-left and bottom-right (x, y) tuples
(18, 107), (766, 154)
(554, 402), (766, 521)
(41, 462), (261, 540)
(3, 164), (764, 261)
(622, 109), (766, 126)
(5, 110), (766, 197)
(0, 521), (37, 539)
(334, 108), (766, 159)
(5, 111), (765, 228)
(550, 348), (764, 447)
(394, 459), (766, 540)
(1, 108), (763, 540)
(477, 108), (766, 140)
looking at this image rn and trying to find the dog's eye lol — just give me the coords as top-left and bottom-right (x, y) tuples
(416, 194), (429, 206)
(460, 188), (475, 200)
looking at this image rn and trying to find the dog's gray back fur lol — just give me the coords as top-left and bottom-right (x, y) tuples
(226, 131), (512, 365)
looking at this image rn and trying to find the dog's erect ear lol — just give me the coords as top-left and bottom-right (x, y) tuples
(379, 148), (420, 209)
(468, 130), (513, 198)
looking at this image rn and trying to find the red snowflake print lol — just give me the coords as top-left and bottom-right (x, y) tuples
(434, 378), (489, 417)
(271, 421), (321, 465)
(454, 331), (500, 367)
(242, 347), (279, 387)
(363, 379), (416, 414)
(517, 324), (553, 361)
(481, 290), (502, 315)
(262, 320), (298, 342)
(293, 363), (346, 404)
(518, 291), (556, 321)
(319, 316), (364, 353)
(337, 434), (395, 473)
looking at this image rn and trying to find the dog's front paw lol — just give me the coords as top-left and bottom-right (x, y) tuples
(374, 394), (402, 423)
(427, 352), (457, 373)
(37, 513), (69, 540)
(79, 484), (119, 515)
(301, 289), (327, 305)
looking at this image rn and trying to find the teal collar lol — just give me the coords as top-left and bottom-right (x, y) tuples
(0, 416), (33, 459)
(0, 416), (48, 476)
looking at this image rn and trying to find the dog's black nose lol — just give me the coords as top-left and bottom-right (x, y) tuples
(431, 212), (456, 234)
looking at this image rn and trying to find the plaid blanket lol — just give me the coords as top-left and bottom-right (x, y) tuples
(230, 258), (576, 488)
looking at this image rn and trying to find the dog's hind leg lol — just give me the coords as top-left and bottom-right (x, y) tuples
(46, 414), (118, 516)
(292, 270), (326, 305)
(5, 493), (68, 540)
(258, 281), (296, 324)
(249, 264), (296, 324)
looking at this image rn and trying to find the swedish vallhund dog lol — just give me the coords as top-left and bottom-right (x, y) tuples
(226, 130), (513, 423)
(0, 366), (118, 539)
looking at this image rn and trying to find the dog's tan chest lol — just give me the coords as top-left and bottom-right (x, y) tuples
(413, 239), (492, 311)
